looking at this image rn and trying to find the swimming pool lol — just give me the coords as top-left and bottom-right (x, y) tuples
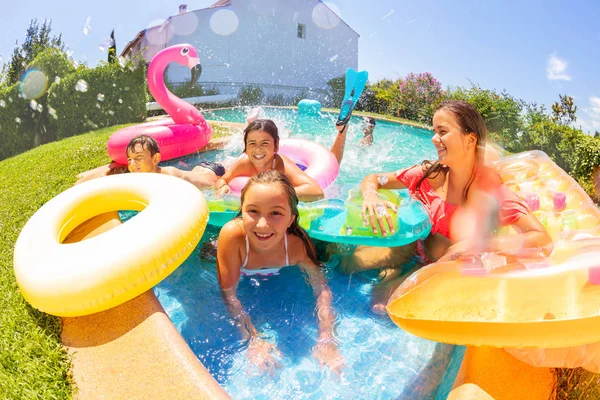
(154, 107), (464, 399)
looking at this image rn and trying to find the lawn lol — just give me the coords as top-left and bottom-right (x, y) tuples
(0, 122), (230, 399)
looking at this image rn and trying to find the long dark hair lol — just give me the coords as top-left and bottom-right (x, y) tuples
(415, 100), (488, 202)
(243, 119), (279, 153)
(237, 170), (319, 266)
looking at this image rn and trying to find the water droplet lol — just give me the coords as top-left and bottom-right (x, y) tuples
(48, 106), (57, 119)
(0, 100), (5, 107)
(36, 103), (43, 112)
(108, 110), (114, 115)
(118, 98), (123, 104)
(54, 76), (61, 84)
(96, 103), (101, 109)
(329, 54), (339, 62)
(97, 93), (105, 102)
(75, 79), (88, 92)
(83, 16), (92, 35)
(15, 117), (21, 124)
(346, 227), (353, 235)
(29, 100), (38, 111)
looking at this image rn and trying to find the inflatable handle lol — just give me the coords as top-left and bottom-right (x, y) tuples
(553, 192), (567, 211)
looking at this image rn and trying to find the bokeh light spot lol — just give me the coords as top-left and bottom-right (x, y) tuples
(172, 11), (199, 36)
(146, 19), (174, 46)
(19, 69), (48, 100)
(210, 10), (239, 36)
(312, 2), (341, 30)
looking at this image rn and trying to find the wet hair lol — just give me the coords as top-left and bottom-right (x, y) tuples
(366, 117), (376, 126)
(237, 170), (320, 266)
(415, 100), (488, 202)
(243, 119), (279, 153)
(126, 135), (160, 157)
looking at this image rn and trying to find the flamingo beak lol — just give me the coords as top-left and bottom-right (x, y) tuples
(189, 61), (202, 88)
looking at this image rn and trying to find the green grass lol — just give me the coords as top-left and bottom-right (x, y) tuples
(0, 122), (229, 399)
(554, 368), (600, 399)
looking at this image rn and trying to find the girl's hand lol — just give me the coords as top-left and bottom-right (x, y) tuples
(361, 192), (397, 236)
(313, 339), (345, 377)
(247, 337), (282, 376)
(215, 184), (231, 196)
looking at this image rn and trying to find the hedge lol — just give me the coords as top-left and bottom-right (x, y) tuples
(48, 62), (146, 139)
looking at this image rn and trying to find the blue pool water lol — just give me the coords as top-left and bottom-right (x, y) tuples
(151, 107), (464, 399)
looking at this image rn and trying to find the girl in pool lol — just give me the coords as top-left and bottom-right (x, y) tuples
(214, 118), (349, 201)
(216, 170), (344, 375)
(342, 100), (552, 312)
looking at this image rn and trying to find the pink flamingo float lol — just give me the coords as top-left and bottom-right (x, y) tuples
(107, 44), (212, 165)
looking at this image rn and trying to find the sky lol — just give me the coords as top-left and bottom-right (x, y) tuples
(1, 0), (599, 133)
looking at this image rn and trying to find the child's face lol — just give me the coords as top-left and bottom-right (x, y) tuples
(245, 130), (277, 169)
(126, 144), (160, 173)
(432, 109), (476, 167)
(241, 183), (295, 253)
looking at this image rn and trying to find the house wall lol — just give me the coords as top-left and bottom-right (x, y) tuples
(133, 0), (358, 104)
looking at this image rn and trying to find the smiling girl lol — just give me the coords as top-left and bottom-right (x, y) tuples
(216, 170), (343, 375)
(214, 119), (349, 201)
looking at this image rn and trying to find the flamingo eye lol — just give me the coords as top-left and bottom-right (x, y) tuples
(180, 47), (189, 56)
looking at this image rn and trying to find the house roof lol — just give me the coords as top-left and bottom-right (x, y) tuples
(121, 0), (358, 57)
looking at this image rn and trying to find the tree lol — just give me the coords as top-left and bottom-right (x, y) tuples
(108, 29), (117, 64)
(1, 19), (64, 86)
(551, 94), (578, 125)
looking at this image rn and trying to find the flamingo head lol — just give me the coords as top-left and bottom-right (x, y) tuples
(171, 44), (202, 88)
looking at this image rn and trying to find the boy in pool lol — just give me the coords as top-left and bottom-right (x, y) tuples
(358, 116), (376, 146)
(214, 118), (349, 201)
(217, 170), (344, 376)
(76, 135), (225, 189)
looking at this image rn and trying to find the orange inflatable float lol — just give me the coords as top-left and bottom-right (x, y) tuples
(387, 150), (600, 371)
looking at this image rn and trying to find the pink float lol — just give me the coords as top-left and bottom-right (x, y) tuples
(107, 44), (212, 165)
(228, 138), (340, 193)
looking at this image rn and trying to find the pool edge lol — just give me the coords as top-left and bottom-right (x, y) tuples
(60, 212), (231, 400)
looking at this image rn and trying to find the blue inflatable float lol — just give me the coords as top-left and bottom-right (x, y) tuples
(297, 99), (322, 115)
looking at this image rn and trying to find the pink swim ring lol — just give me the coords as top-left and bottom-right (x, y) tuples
(107, 44), (212, 165)
(228, 138), (339, 193)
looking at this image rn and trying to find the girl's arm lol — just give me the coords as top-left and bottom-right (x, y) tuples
(280, 155), (324, 201)
(359, 172), (407, 236)
(216, 222), (282, 374)
(298, 257), (344, 374)
(216, 222), (258, 338)
(215, 158), (248, 195)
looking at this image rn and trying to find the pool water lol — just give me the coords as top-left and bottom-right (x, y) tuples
(151, 107), (464, 399)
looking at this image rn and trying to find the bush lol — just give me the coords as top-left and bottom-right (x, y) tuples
(397, 72), (443, 123)
(48, 61), (146, 139)
(356, 79), (401, 116)
(0, 83), (36, 160)
(444, 83), (523, 151)
(238, 85), (263, 106)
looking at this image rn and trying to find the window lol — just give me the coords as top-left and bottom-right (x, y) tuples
(297, 23), (306, 39)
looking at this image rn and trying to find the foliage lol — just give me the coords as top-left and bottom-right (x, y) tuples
(552, 94), (578, 125)
(2, 19), (64, 86)
(553, 367), (600, 400)
(108, 30), (117, 64)
(444, 82), (523, 151)
(238, 85), (263, 106)
(0, 83), (36, 160)
(396, 72), (443, 123)
(356, 79), (401, 116)
(48, 61), (146, 139)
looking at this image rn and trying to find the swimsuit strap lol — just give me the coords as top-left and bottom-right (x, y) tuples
(272, 157), (276, 170)
(284, 233), (289, 266)
(241, 235), (250, 269)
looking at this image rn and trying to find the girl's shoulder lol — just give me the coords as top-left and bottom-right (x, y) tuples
(219, 219), (246, 242)
(473, 165), (503, 192)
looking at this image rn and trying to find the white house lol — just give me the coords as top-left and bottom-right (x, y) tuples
(121, 0), (359, 104)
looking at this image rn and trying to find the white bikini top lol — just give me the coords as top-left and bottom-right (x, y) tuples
(240, 233), (289, 276)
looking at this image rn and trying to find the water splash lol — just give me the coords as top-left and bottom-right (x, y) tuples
(381, 10), (395, 20)
(97, 93), (105, 102)
(0, 100), (5, 107)
(48, 106), (57, 119)
(210, 9), (239, 36)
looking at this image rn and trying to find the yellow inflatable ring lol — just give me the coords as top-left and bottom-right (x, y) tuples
(14, 173), (208, 317)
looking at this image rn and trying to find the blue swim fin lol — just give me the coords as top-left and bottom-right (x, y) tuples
(337, 68), (369, 127)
